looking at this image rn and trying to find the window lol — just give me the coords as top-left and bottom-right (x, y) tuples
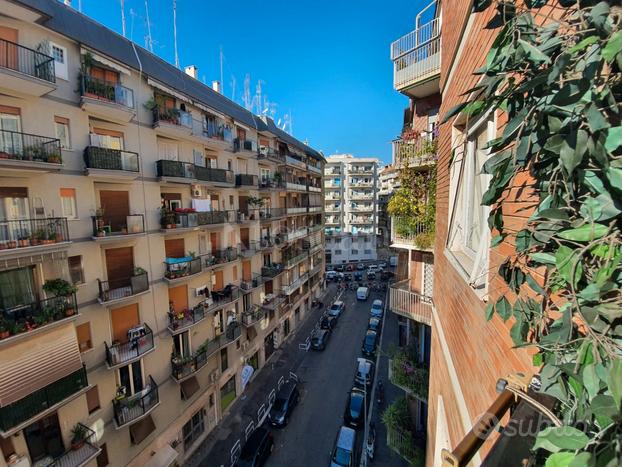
(86, 386), (100, 414)
(335, 249), (342, 255)
(50, 43), (68, 80)
(117, 361), (144, 396)
(447, 117), (494, 291)
(60, 188), (77, 219)
(283, 318), (290, 336)
(157, 140), (178, 160)
(96, 444), (109, 467)
(229, 195), (234, 207)
(364, 250), (372, 255)
(90, 129), (124, 150)
(76, 322), (92, 352)
(227, 160), (232, 170)
(220, 347), (228, 372)
(54, 116), (70, 149)
(351, 249), (358, 255)
(68, 255), (84, 284)
(182, 410), (205, 450)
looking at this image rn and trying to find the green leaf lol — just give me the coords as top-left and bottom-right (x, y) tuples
(583, 171), (606, 194)
(464, 100), (485, 117)
(525, 273), (544, 295)
(607, 359), (622, 410)
(582, 364), (599, 400)
(605, 126), (622, 153)
(515, 229), (531, 252)
(602, 30), (622, 62)
(605, 167), (622, 191)
(484, 303), (494, 321)
(558, 224), (608, 241)
(530, 252), (556, 265)
(441, 102), (468, 123)
(518, 39), (550, 63)
(579, 197), (602, 222)
(534, 426), (590, 453)
(555, 246), (582, 287)
(495, 296), (512, 322)
(568, 453), (592, 467)
(590, 395), (617, 427)
(532, 353), (543, 367)
(585, 103), (609, 132)
(569, 35), (598, 54)
(594, 192), (622, 220)
(510, 315), (527, 345)
(545, 452), (575, 467)
(490, 234), (504, 247)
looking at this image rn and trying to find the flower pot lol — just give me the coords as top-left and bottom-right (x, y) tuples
(71, 440), (85, 451)
(65, 308), (75, 317)
(0, 243), (7, 250)
(7, 241), (17, 249)
(0, 331), (9, 339)
(18, 239), (30, 247)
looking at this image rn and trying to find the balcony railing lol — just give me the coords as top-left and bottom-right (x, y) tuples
(389, 355), (429, 401)
(392, 17), (441, 91)
(351, 216), (374, 224)
(285, 154), (306, 169)
(307, 164), (322, 174)
(257, 147), (286, 164)
(156, 160), (234, 184)
(240, 273), (265, 291)
(349, 167), (374, 174)
(285, 177), (307, 191)
(164, 256), (202, 281)
(203, 248), (240, 269)
(260, 290), (286, 311)
(207, 284), (240, 311)
(112, 375), (159, 427)
(171, 324), (241, 381)
(0, 217), (69, 249)
(284, 251), (307, 268)
(105, 324), (154, 367)
(259, 236), (275, 249)
(308, 224), (323, 234)
(285, 227), (308, 242)
(259, 177), (285, 190)
(49, 423), (100, 467)
(283, 272), (309, 295)
(81, 75), (134, 108)
(350, 180), (374, 187)
(389, 280), (432, 325)
(286, 206), (307, 215)
(259, 207), (286, 220)
(236, 174), (258, 187)
(350, 193), (374, 200)
(92, 214), (144, 238)
(239, 240), (259, 257)
(351, 205), (374, 212)
(98, 271), (149, 303)
(307, 205), (323, 213)
(241, 305), (266, 327)
(160, 210), (235, 230)
(261, 263), (284, 278)
(393, 136), (437, 167)
(0, 129), (61, 164)
(84, 146), (140, 172)
(234, 138), (258, 153)
(152, 106), (192, 128)
(391, 217), (433, 248)
(0, 38), (55, 83)
(168, 303), (206, 334)
(0, 366), (88, 432)
(237, 209), (260, 223)
(0, 293), (77, 339)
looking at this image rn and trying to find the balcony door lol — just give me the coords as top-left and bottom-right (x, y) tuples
(240, 228), (249, 249)
(210, 232), (219, 254)
(0, 266), (37, 314)
(0, 107), (22, 155)
(111, 303), (140, 343)
(99, 190), (130, 233)
(0, 27), (18, 72)
(90, 128), (124, 150)
(105, 246), (134, 289)
(213, 270), (224, 292)
(118, 361), (143, 396)
(242, 260), (251, 282)
(168, 284), (188, 313)
(23, 413), (63, 463)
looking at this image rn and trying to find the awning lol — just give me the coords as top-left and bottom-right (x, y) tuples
(0, 250), (68, 272)
(80, 47), (131, 75)
(0, 323), (82, 407)
(144, 444), (178, 467)
(180, 376), (200, 400)
(147, 78), (189, 104)
(130, 415), (156, 445)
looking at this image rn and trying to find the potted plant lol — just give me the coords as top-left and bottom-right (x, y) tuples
(17, 234), (30, 248)
(6, 239), (17, 249)
(0, 320), (9, 339)
(96, 227), (106, 237)
(0, 242), (7, 250)
(70, 424), (88, 450)
(43, 278), (77, 298)
(134, 267), (147, 276)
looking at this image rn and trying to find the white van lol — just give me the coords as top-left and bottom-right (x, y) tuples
(356, 287), (369, 301)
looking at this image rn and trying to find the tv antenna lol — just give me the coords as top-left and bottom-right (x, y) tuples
(144, 0), (154, 52)
(173, 0), (180, 68)
(120, 0), (126, 37)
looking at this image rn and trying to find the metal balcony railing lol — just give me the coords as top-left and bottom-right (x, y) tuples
(105, 323), (154, 367)
(283, 272), (309, 295)
(98, 271), (149, 303)
(259, 177), (285, 190)
(258, 207), (286, 220)
(389, 280), (432, 325)
(49, 423), (100, 467)
(240, 273), (265, 291)
(84, 146), (140, 172)
(0, 293), (78, 337)
(237, 209), (260, 223)
(261, 263), (284, 278)
(389, 356), (429, 401)
(164, 257), (202, 280)
(152, 106), (192, 128)
(0, 38), (55, 82)
(168, 303), (206, 334)
(239, 240), (259, 257)
(241, 305), (266, 327)
(391, 217), (433, 247)
(0, 366), (88, 432)
(284, 251), (307, 268)
(203, 247), (240, 268)
(260, 290), (286, 311)
(81, 75), (134, 108)
(112, 375), (159, 427)
(92, 214), (144, 237)
(393, 136), (437, 167)
(349, 166), (374, 174)
(0, 129), (62, 164)
(259, 236), (275, 249)
(0, 217), (69, 248)
(156, 160), (234, 184)
(236, 174), (258, 187)
(257, 147), (286, 164)
(285, 154), (306, 168)
(207, 284), (240, 311)
(233, 138), (258, 153)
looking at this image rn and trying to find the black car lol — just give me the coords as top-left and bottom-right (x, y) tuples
(237, 427), (274, 467)
(367, 317), (381, 334)
(268, 381), (299, 427)
(344, 273), (352, 282)
(336, 264), (345, 272)
(311, 329), (330, 350)
(343, 387), (367, 429)
(367, 271), (376, 280)
(354, 271), (363, 281)
(361, 330), (378, 357)
(381, 271), (395, 280)
(320, 314), (337, 330)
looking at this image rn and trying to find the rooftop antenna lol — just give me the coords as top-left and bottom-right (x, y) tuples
(230, 74), (236, 102)
(254, 80), (263, 114)
(243, 74), (252, 111)
(173, 0), (180, 68)
(144, 0), (154, 52)
(219, 46), (224, 97)
(120, 0), (126, 37)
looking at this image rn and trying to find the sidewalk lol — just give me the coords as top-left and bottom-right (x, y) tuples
(187, 284), (338, 467)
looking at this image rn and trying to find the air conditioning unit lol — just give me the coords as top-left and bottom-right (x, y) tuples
(191, 184), (208, 198)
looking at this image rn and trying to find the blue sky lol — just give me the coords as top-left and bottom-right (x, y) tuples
(78, 0), (423, 163)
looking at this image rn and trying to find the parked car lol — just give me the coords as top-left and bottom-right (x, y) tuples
(378, 262), (387, 269)
(237, 427), (274, 467)
(326, 271), (337, 281)
(320, 314), (337, 330)
(366, 271), (376, 280)
(331, 426), (357, 467)
(336, 272), (345, 282)
(367, 264), (379, 273)
(370, 299), (383, 318)
(381, 271), (395, 280)
(268, 381), (299, 427)
(328, 300), (346, 318)
(344, 273), (352, 282)
(367, 316), (381, 334)
(356, 287), (369, 301)
(354, 357), (375, 389)
(336, 264), (345, 272)
(343, 387), (367, 429)
(354, 271), (363, 281)
(346, 264), (355, 271)
(326, 265), (335, 272)
(311, 329), (330, 350)
(356, 263), (366, 271)
(361, 330), (378, 357)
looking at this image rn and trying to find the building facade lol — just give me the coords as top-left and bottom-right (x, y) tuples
(323, 154), (379, 264)
(0, 1), (324, 466)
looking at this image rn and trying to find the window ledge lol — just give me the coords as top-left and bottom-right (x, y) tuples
(443, 247), (488, 301)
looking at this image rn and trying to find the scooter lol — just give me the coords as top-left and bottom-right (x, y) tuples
(366, 422), (376, 461)
(377, 380), (384, 405)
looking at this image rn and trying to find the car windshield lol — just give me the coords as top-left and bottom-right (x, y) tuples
(272, 398), (287, 412)
(333, 447), (351, 466)
(350, 393), (364, 415)
(372, 303), (382, 311)
(365, 334), (375, 346)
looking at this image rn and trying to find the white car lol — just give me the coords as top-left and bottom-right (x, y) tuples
(357, 287), (370, 301)
(367, 265), (379, 273)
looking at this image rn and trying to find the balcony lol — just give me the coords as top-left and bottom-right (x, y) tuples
(393, 136), (437, 168)
(0, 294), (78, 344)
(325, 217), (340, 225)
(308, 224), (323, 234)
(0, 366), (88, 433)
(112, 375), (159, 427)
(284, 251), (308, 269)
(234, 138), (258, 153)
(283, 272), (309, 295)
(0, 38), (56, 96)
(80, 75), (135, 123)
(236, 174), (258, 188)
(203, 248), (240, 270)
(91, 214), (145, 241)
(259, 207), (286, 221)
(389, 280), (432, 325)
(286, 206), (307, 215)
(241, 305), (266, 327)
(285, 177), (307, 192)
(239, 241), (259, 257)
(161, 210), (235, 233)
(164, 257), (202, 283)
(167, 303), (206, 334)
(324, 181), (342, 189)
(0, 129), (62, 175)
(325, 204), (341, 212)
(206, 284), (240, 313)
(261, 263), (284, 278)
(240, 273), (265, 292)
(260, 290), (286, 311)
(285, 154), (306, 169)
(392, 17), (441, 97)
(97, 270), (149, 305)
(191, 119), (234, 148)
(237, 210), (260, 224)
(259, 236), (275, 250)
(349, 166), (374, 175)
(156, 160), (234, 187)
(350, 216), (374, 225)
(285, 227), (308, 242)
(170, 324), (241, 382)
(152, 106), (192, 138)
(349, 180), (374, 188)
(49, 423), (100, 467)
(105, 324), (155, 368)
(309, 263), (323, 278)
(257, 147), (286, 164)
(389, 353), (429, 402)
(351, 204), (374, 212)
(350, 192), (373, 200)
(308, 183), (322, 193)
(0, 217), (70, 258)
(83, 146), (140, 179)
(259, 177), (285, 190)
(307, 205), (323, 213)
(391, 217), (434, 250)
(307, 164), (322, 175)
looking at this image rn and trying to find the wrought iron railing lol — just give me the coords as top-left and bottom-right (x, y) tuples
(236, 174), (258, 187)
(259, 177), (286, 190)
(0, 217), (69, 248)
(81, 74), (134, 108)
(241, 305), (266, 327)
(0, 129), (62, 164)
(152, 105), (192, 128)
(92, 214), (144, 237)
(203, 248), (240, 268)
(156, 160), (234, 184)
(261, 263), (284, 278)
(284, 251), (307, 268)
(168, 303), (206, 333)
(105, 323), (154, 367)
(207, 285), (240, 311)
(112, 375), (159, 427)
(257, 147), (285, 164)
(0, 38), (55, 82)
(239, 240), (259, 256)
(233, 138), (258, 153)
(0, 293), (78, 336)
(98, 271), (149, 303)
(164, 257), (202, 280)
(240, 273), (265, 291)
(49, 423), (99, 467)
(84, 146), (140, 172)
(258, 207), (286, 220)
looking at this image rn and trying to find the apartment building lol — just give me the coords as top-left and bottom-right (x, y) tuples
(377, 164), (399, 248)
(323, 154), (379, 264)
(388, 1), (542, 466)
(0, 2), (324, 467)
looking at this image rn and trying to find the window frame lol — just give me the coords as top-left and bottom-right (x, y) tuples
(68, 255), (85, 285)
(50, 42), (68, 80)
(54, 116), (71, 149)
(60, 188), (78, 220)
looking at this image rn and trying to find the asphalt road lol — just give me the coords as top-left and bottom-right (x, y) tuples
(266, 284), (386, 467)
